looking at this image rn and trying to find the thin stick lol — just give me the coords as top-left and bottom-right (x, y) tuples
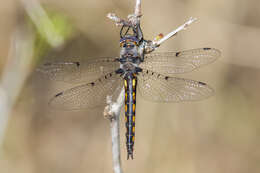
(104, 88), (125, 173)
(107, 13), (126, 26)
(107, 0), (142, 27)
(134, 0), (142, 17)
(153, 17), (197, 46)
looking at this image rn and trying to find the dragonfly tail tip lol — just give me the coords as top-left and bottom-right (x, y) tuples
(127, 153), (134, 160)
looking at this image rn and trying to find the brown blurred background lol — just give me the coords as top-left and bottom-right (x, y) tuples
(0, 0), (260, 173)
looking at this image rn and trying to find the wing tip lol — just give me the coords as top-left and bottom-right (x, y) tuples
(200, 82), (215, 99)
(203, 47), (221, 57)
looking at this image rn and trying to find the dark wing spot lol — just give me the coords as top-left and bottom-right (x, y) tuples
(105, 75), (107, 79)
(165, 76), (169, 80)
(176, 52), (181, 57)
(203, 48), (211, 50)
(90, 82), (95, 86)
(75, 62), (80, 67)
(55, 92), (63, 97)
(198, 81), (206, 85)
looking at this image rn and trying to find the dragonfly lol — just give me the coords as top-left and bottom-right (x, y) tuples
(37, 23), (221, 160)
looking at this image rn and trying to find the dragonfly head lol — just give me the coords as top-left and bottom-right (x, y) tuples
(120, 36), (139, 48)
(120, 36), (142, 59)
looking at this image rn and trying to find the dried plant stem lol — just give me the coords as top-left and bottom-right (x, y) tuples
(104, 88), (125, 173)
(107, 0), (142, 27)
(134, 0), (142, 17)
(153, 17), (197, 46)
(110, 118), (123, 173)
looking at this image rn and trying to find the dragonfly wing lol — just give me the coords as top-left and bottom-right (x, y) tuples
(37, 57), (120, 84)
(137, 70), (214, 102)
(140, 48), (220, 75)
(49, 72), (123, 110)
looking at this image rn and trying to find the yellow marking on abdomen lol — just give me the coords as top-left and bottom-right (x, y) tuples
(125, 104), (128, 112)
(132, 92), (135, 98)
(133, 91), (136, 101)
(132, 126), (135, 133)
(124, 80), (127, 87)
(133, 78), (136, 87)
(133, 104), (136, 112)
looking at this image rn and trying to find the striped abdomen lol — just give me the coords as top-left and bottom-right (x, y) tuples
(124, 73), (137, 160)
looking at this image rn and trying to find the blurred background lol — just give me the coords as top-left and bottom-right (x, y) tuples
(0, 0), (260, 173)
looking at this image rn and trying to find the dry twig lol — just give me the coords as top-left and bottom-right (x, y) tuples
(153, 17), (197, 46)
(104, 88), (124, 173)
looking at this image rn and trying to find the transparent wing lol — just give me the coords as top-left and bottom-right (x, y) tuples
(140, 48), (220, 75)
(49, 72), (123, 110)
(137, 70), (214, 102)
(37, 57), (120, 84)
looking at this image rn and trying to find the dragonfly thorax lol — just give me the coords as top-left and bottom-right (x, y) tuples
(117, 35), (144, 76)
(117, 56), (142, 76)
(121, 61), (138, 72)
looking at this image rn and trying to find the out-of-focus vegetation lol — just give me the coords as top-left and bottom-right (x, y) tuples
(0, 0), (260, 173)
(27, 7), (74, 63)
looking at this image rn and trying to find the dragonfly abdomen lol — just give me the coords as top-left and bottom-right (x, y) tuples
(124, 73), (137, 160)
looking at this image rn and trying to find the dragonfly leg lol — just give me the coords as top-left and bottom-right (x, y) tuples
(133, 23), (143, 42)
